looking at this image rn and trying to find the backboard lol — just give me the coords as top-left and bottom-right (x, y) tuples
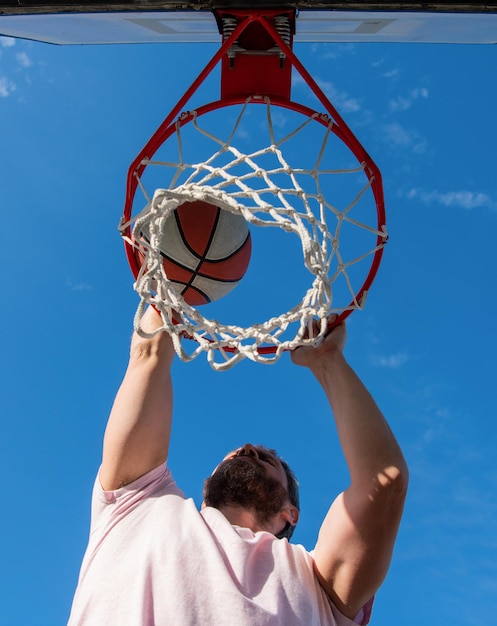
(1, 1), (497, 44)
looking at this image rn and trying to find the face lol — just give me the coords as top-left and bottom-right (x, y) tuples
(203, 444), (291, 528)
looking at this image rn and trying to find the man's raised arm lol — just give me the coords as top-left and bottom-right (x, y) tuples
(99, 307), (175, 491)
(291, 318), (408, 620)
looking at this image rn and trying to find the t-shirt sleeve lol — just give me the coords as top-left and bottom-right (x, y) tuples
(352, 596), (374, 625)
(89, 464), (184, 533)
(326, 595), (374, 626)
(325, 594), (374, 626)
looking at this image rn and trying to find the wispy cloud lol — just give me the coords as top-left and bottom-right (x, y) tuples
(407, 188), (496, 211)
(316, 78), (361, 114)
(66, 279), (92, 292)
(374, 351), (409, 368)
(0, 76), (16, 98)
(16, 51), (32, 68)
(380, 121), (427, 154)
(0, 37), (30, 98)
(389, 87), (429, 112)
(0, 36), (15, 48)
(382, 68), (400, 79)
(293, 73), (361, 114)
(419, 418), (449, 446)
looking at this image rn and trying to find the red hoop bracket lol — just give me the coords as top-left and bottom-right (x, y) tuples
(217, 9), (295, 100)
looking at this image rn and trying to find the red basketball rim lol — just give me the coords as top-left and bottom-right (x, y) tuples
(122, 96), (386, 354)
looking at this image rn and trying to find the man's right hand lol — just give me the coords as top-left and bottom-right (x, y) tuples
(290, 315), (346, 371)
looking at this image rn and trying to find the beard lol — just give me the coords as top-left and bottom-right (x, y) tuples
(203, 456), (288, 527)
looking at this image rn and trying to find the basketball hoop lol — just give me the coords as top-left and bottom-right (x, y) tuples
(120, 9), (387, 370)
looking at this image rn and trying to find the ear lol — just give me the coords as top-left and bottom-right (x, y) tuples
(280, 504), (299, 527)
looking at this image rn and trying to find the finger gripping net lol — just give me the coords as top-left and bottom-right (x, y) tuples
(123, 98), (387, 371)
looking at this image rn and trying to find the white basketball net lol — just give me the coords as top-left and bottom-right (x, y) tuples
(121, 97), (387, 371)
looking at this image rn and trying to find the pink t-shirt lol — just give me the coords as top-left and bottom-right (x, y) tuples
(69, 464), (373, 626)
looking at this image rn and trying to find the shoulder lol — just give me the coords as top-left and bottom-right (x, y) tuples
(97, 463), (178, 501)
(89, 464), (183, 525)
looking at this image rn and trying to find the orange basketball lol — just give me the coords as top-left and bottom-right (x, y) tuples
(136, 200), (252, 305)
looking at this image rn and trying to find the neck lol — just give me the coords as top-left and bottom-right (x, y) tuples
(218, 504), (274, 534)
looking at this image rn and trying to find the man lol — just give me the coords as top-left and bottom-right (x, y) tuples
(69, 308), (408, 625)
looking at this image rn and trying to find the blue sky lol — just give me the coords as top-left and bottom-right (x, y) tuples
(1, 28), (496, 626)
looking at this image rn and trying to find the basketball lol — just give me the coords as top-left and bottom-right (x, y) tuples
(136, 200), (252, 306)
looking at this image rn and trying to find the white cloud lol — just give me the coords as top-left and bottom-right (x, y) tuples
(376, 351), (409, 368)
(0, 39), (32, 98)
(421, 423), (446, 445)
(407, 188), (496, 211)
(0, 76), (16, 98)
(389, 86), (429, 112)
(16, 51), (32, 68)
(389, 96), (411, 112)
(268, 109), (289, 130)
(317, 79), (361, 114)
(382, 68), (399, 79)
(0, 36), (15, 48)
(381, 121), (427, 154)
(293, 73), (361, 114)
(411, 87), (429, 99)
(66, 279), (92, 292)
(382, 122), (413, 146)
